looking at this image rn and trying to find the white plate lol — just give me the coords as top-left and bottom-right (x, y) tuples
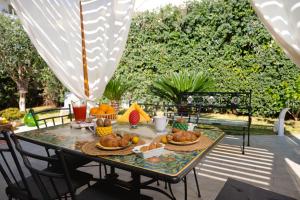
(70, 121), (94, 129)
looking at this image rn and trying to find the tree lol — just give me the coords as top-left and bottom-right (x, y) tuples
(0, 14), (40, 111)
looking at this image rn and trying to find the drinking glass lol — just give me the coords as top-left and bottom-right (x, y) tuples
(72, 100), (87, 122)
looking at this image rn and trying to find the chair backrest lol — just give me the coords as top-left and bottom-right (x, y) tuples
(180, 91), (252, 115)
(29, 105), (72, 129)
(129, 102), (200, 123)
(0, 127), (33, 198)
(10, 134), (76, 200)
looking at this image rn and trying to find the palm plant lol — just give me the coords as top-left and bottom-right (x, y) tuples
(150, 70), (215, 103)
(103, 78), (133, 112)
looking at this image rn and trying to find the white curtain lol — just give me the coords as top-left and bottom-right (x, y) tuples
(251, 0), (300, 68)
(11, 0), (135, 100)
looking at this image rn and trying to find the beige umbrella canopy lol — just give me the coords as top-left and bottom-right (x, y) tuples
(11, 0), (135, 101)
(251, 0), (300, 68)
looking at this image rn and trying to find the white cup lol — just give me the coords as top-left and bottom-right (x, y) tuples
(153, 116), (169, 133)
(188, 123), (196, 131)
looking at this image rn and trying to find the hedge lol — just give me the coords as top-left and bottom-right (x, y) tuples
(116, 0), (300, 117)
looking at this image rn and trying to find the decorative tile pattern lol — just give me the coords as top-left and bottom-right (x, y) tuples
(17, 123), (224, 176)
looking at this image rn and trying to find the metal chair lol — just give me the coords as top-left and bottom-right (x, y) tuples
(29, 107), (106, 174)
(29, 106), (72, 129)
(0, 126), (32, 200)
(0, 128), (92, 200)
(12, 133), (135, 200)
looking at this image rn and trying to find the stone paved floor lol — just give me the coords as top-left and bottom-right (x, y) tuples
(0, 133), (299, 200)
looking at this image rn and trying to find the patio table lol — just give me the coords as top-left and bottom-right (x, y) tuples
(15, 123), (224, 200)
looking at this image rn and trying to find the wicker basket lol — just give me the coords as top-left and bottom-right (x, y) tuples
(96, 126), (113, 136)
(90, 113), (117, 120)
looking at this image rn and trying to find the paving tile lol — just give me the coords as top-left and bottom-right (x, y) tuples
(1, 134), (300, 200)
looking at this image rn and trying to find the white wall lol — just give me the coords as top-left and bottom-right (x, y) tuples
(0, 0), (10, 12)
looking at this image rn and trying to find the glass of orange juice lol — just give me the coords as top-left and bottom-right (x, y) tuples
(72, 100), (87, 122)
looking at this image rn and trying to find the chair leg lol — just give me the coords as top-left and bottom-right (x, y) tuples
(165, 181), (168, 189)
(99, 163), (102, 179)
(104, 164), (108, 175)
(242, 127), (245, 154)
(247, 125), (250, 146)
(168, 182), (176, 200)
(156, 180), (160, 186)
(193, 168), (201, 198)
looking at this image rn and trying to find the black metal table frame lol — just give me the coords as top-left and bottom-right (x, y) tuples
(15, 129), (224, 200)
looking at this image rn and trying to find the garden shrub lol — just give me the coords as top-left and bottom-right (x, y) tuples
(116, 0), (300, 117)
(0, 107), (25, 121)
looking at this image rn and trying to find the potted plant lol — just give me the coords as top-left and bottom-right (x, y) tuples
(103, 78), (133, 113)
(150, 70), (215, 114)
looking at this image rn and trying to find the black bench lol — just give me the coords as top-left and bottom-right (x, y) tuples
(215, 178), (296, 200)
(180, 91), (252, 154)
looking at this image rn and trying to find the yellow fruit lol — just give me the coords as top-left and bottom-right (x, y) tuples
(132, 136), (139, 144)
(161, 136), (168, 144)
(96, 126), (112, 137)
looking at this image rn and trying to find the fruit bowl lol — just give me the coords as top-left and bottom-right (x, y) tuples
(90, 113), (117, 120)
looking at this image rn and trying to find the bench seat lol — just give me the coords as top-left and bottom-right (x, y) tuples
(198, 118), (249, 127)
(172, 115), (249, 127)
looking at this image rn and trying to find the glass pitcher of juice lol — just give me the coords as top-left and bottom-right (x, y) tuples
(72, 100), (87, 122)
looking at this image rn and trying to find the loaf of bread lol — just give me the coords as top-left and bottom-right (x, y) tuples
(167, 131), (201, 142)
(99, 133), (133, 147)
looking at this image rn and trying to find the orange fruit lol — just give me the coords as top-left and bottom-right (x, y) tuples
(90, 107), (98, 115)
(96, 110), (105, 115)
(106, 106), (115, 114)
(99, 104), (109, 112)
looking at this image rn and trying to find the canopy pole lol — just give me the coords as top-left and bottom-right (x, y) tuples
(80, 0), (89, 97)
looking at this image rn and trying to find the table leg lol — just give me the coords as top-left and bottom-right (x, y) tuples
(131, 173), (141, 200)
(105, 166), (118, 181)
(193, 168), (201, 198)
(183, 176), (187, 200)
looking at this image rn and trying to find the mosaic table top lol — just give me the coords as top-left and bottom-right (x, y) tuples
(16, 123), (224, 179)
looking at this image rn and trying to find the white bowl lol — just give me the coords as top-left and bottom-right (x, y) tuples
(132, 143), (165, 159)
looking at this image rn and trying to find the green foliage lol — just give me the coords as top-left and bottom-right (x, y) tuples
(285, 75), (300, 120)
(0, 14), (66, 108)
(151, 70), (214, 103)
(103, 78), (133, 101)
(0, 76), (18, 110)
(0, 107), (25, 121)
(37, 66), (67, 106)
(0, 14), (39, 89)
(116, 0), (300, 117)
